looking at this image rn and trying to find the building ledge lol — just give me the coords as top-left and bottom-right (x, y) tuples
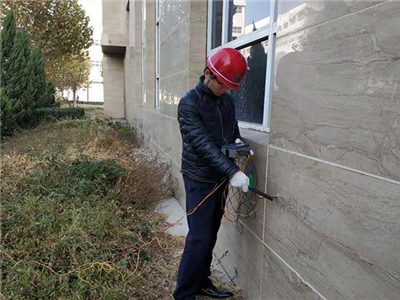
(101, 33), (127, 54)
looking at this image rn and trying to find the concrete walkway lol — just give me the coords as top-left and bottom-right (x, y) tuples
(155, 198), (189, 237)
(154, 198), (240, 299)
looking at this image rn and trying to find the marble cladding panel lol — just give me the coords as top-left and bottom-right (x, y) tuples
(142, 110), (161, 146)
(277, 0), (387, 38)
(260, 243), (321, 300)
(158, 115), (182, 164)
(271, 1), (400, 181)
(160, 0), (190, 39)
(169, 156), (186, 208)
(123, 54), (131, 114)
(229, 139), (269, 240)
(189, 0), (208, 87)
(135, 0), (142, 49)
(104, 100), (124, 119)
(160, 70), (190, 119)
(103, 56), (125, 118)
(160, 15), (190, 78)
(103, 54), (124, 71)
(145, 1), (156, 109)
(213, 220), (263, 300)
(103, 0), (127, 34)
(125, 107), (144, 133)
(128, 0), (135, 47)
(264, 147), (400, 300)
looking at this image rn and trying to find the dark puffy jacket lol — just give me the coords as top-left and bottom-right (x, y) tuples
(178, 75), (241, 183)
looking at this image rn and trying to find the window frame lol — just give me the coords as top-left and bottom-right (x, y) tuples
(207, 0), (278, 132)
(141, 0), (147, 106)
(155, 0), (161, 109)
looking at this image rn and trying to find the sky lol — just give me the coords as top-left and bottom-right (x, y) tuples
(245, 0), (271, 26)
(78, 0), (102, 39)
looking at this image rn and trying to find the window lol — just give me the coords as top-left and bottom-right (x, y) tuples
(228, 0), (270, 42)
(155, 0), (160, 109)
(209, 0), (223, 49)
(91, 60), (101, 67)
(142, 0), (147, 106)
(230, 41), (268, 124)
(232, 26), (242, 34)
(207, 0), (277, 132)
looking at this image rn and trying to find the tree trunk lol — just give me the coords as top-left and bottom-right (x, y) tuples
(73, 88), (77, 107)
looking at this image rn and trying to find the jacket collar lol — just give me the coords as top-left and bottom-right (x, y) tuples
(196, 75), (219, 99)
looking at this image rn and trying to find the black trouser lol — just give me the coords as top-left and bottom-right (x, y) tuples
(173, 175), (228, 300)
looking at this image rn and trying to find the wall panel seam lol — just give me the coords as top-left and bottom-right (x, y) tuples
(276, 0), (390, 40)
(269, 145), (400, 185)
(239, 220), (328, 300)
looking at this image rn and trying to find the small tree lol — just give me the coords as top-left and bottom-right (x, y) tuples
(59, 52), (91, 106)
(0, 0), (93, 91)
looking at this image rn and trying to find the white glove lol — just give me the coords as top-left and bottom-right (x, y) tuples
(235, 138), (254, 156)
(230, 171), (249, 193)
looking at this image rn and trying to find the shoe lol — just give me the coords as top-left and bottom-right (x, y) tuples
(196, 287), (234, 298)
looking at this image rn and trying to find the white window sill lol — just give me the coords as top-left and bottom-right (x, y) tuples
(240, 128), (270, 146)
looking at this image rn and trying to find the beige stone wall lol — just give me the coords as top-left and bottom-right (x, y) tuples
(104, 0), (400, 299)
(103, 54), (125, 119)
(145, 0), (156, 109)
(214, 1), (400, 300)
(103, 0), (127, 34)
(102, 0), (128, 118)
(123, 0), (208, 205)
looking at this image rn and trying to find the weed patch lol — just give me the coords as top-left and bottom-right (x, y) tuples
(1, 118), (182, 299)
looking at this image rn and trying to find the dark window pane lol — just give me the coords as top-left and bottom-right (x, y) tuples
(228, 0), (270, 42)
(211, 0), (223, 49)
(230, 40), (268, 125)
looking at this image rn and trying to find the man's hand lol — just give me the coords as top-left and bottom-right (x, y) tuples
(235, 139), (254, 156)
(230, 171), (249, 192)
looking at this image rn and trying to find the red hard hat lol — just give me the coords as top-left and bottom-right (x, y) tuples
(206, 48), (247, 90)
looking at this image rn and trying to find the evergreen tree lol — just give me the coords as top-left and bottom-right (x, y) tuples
(28, 47), (48, 108)
(0, 10), (54, 136)
(1, 11), (16, 87)
(2, 30), (34, 132)
(0, 11), (18, 135)
(44, 81), (56, 107)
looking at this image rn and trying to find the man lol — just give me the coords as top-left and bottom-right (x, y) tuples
(174, 48), (250, 300)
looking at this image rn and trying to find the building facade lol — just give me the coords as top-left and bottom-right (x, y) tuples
(69, 0), (104, 103)
(101, 0), (400, 299)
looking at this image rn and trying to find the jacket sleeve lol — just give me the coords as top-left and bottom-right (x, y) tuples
(178, 101), (239, 178)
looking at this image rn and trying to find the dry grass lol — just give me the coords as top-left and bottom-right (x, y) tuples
(1, 118), (183, 299)
(1, 117), (244, 300)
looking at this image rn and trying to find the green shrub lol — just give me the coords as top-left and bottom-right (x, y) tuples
(36, 107), (85, 120)
(76, 101), (104, 105)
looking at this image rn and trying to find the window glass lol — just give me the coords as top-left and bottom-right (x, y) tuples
(211, 0), (223, 48)
(230, 40), (268, 124)
(228, 0), (270, 42)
